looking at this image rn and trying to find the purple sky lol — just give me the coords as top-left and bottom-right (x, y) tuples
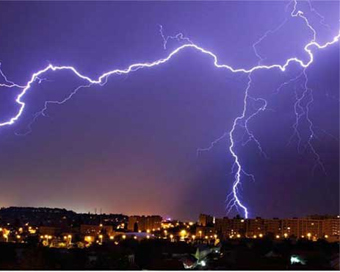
(0, 1), (338, 220)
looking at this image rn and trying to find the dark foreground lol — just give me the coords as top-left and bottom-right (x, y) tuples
(0, 238), (338, 270)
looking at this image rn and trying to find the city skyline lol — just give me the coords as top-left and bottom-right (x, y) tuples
(1, 206), (338, 269)
(1, 205), (339, 222)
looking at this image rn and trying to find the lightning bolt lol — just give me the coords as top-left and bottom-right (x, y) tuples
(0, 0), (339, 218)
(0, 63), (25, 89)
(200, 0), (338, 218)
(159, 24), (193, 50)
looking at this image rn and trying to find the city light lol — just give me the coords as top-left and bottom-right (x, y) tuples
(199, 260), (206, 267)
(290, 256), (306, 265)
(180, 230), (187, 237)
(85, 236), (93, 243)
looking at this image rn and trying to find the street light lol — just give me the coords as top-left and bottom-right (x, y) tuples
(68, 234), (72, 244)
(180, 230), (187, 237)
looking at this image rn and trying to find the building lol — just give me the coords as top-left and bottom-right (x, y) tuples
(298, 219), (323, 240)
(281, 218), (300, 238)
(196, 226), (216, 238)
(264, 218), (281, 237)
(322, 218), (340, 242)
(39, 226), (60, 236)
(246, 217), (265, 237)
(127, 215), (162, 232)
(80, 224), (113, 236)
(214, 217), (246, 238)
(210, 215), (340, 241)
(198, 214), (214, 227)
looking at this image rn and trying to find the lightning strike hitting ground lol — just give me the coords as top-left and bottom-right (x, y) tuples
(0, 0), (338, 218)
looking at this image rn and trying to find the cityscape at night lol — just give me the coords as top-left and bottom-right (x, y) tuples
(0, 0), (339, 270)
(0, 207), (339, 269)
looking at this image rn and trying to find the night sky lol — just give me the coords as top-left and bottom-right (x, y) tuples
(0, 1), (338, 220)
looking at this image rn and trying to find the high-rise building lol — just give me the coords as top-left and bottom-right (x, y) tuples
(127, 215), (162, 232)
(298, 219), (323, 240)
(264, 218), (281, 236)
(212, 215), (340, 241)
(281, 218), (299, 238)
(214, 217), (246, 238)
(198, 214), (214, 227)
(246, 217), (264, 237)
(322, 217), (340, 241)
